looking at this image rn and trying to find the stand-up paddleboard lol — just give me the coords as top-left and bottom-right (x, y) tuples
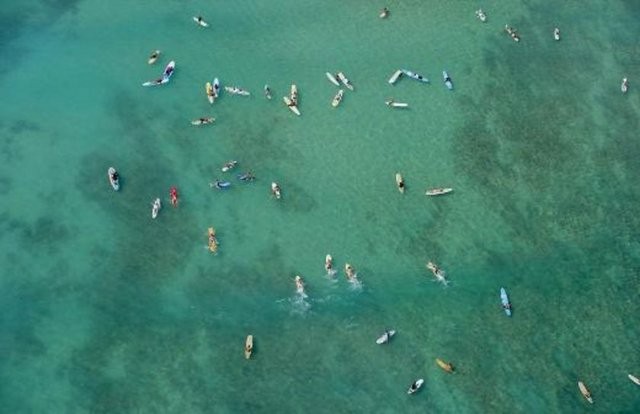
(264, 84), (272, 100)
(161, 61), (175, 81)
(290, 84), (298, 105)
(271, 182), (282, 199)
(443, 71), (453, 90)
(628, 374), (640, 386)
(108, 167), (120, 191)
(376, 330), (396, 344)
(169, 186), (179, 207)
(622, 78), (629, 94)
(191, 117), (215, 126)
(245, 335), (253, 359)
(193, 16), (209, 27)
(326, 72), (340, 86)
(295, 275), (305, 295)
(505, 25), (520, 42)
(283, 96), (300, 116)
(205, 82), (214, 104)
(221, 160), (237, 172)
(225, 86), (250, 96)
(395, 173), (405, 193)
(554, 28), (560, 41)
(425, 187), (453, 196)
(336, 72), (354, 91)
(142, 60), (175, 86)
(345, 263), (356, 280)
(331, 89), (344, 107)
(210, 180), (231, 190)
(213, 78), (220, 101)
(151, 198), (161, 219)
(207, 227), (218, 253)
(578, 381), (593, 404)
(325, 254), (333, 272)
(500, 287), (512, 316)
(379, 7), (390, 19)
(436, 358), (454, 373)
(388, 69), (403, 84)
(147, 50), (160, 65)
(407, 379), (424, 395)
(401, 69), (429, 83)
(426, 261), (448, 285)
(237, 171), (256, 182)
(385, 99), (408, 108)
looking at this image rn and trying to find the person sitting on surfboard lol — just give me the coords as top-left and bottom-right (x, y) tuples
(110, 170), (119, 182)
(169, 187), (178, 207)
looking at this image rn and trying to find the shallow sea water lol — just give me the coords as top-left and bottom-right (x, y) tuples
(1, 0), (640, 412)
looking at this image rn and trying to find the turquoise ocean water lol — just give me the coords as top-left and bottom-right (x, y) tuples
(2, 0), (640, 412)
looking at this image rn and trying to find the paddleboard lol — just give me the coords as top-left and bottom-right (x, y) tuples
(395, 173), (405, 193)
(385, 100), (409, 108)
(143, 60), (176, 86)
(193, 16), (209, 27)
(191, 117), (215, 126)
(212, 181), (231, 189)
(295, 275), (305, 295)
(578, 381), (593, 404)
(331, 89), (344, 107)
(443, 71), (453, 90)
(500, 287), (512, 316)
(401, 69), (429, 83)
(221, 160), (237, 172)
(407, 379), (424, 395)
(207, 227), (218, 253)
(326, 72), (340, 86)
(628, 374), (640, 386)
(283, 96), (300, 116)
(225, 86), (250, 96)
(147, 50), (160, 65)
(151, 198), (161, 219)
(108, 167), (119, 191)
(245, 335), (253, 359)
(388, 69), (402, 84)
(325, 254), (333, 272)
(376, 330), (396, 344)
(271, 182), (281, 199)
(425, 188), (453, 196)
(436, 358), (454, 373)
(206, 82), (214, 104)
(169, 186), (178, 207)
(213, 78), (220, 100)
(336, 72), (354, 91)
